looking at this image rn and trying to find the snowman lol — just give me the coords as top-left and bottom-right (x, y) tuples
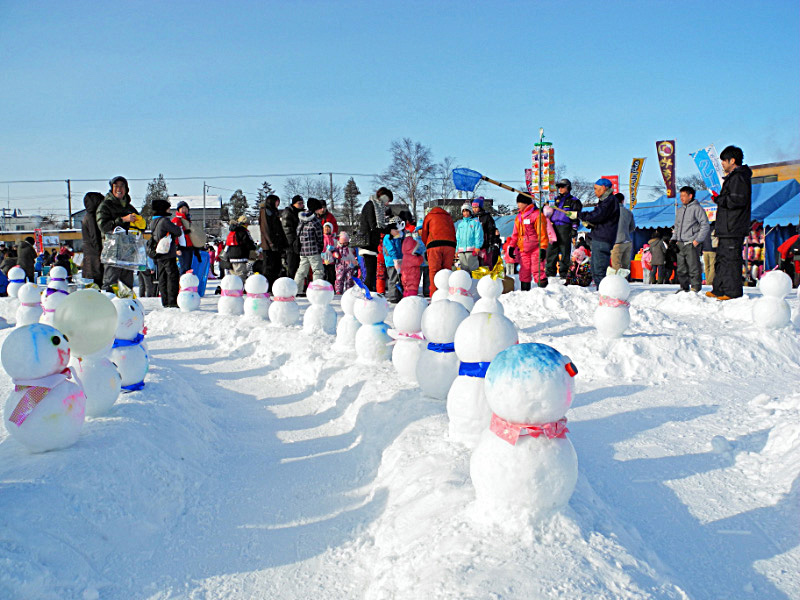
(594, 273), (630, 338)
(16, 283), (43, 326)
(472, 275), (505, 316)
(353, 285), (392, 363)
(448, 270), (475, 312)
(388, 295), (427, 383)
(447, 311), (518, 447)
(70, 347), (122, 418)
(243, 273), (270, 319)
(416, 299), (469, 399)
(218, 274), (245, 315)
(7, 265), (27, 298)
(269, 277), (300, 326)
(48, 266), (69, 293)
(335, 286), (361, 349)
(110, 297), (149, 391)
(39, 283), (69, 326)
(2, 323), (85, 452)
(303, 279), (337, 335)
(431, 269), (452, 302)
(470, 343), (579, 518)
(177, 272), (201, 312)
(752, 270), (792, 329)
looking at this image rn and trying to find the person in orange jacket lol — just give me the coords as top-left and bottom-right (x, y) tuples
(508, 194), (549, 289)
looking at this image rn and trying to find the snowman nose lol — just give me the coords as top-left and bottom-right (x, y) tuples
(565, 362), (578, 377)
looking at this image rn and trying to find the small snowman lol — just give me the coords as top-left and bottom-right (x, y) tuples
(335, 286), (361, 349)
(48, 266), (69, 293)
(303, 279), (337, 335)
(594, 273), (631, 338)
(353, 286), (392, 363)
(2, 323), (85, 452)
(472, 276), (505, 316)
(470, 343), (579, 519)
(7, 266), (27, 298)
(16, 283), (43, 326)
(448, 270), (475, 312)
(388, 295), (428, 383)
(70, 348), (122, 418)
(752, 270), (792, 329)
(431, 269), (452, 302)
(177, 272), (201, 312)
(243, 273), (270, 319)
(218, 274), (245, 315)
(416, 299), (469, 399)
(39, 283), (69, 326)
(447, 311), (518, 447)
(110, 297), (149, 391)
(269, 277), (300, 326)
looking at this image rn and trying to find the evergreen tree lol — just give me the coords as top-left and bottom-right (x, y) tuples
(342, 177), (361, 228)
(249, 181), (275, 221)
(143, 174), (168, 221)
(228, 189), (248, 221)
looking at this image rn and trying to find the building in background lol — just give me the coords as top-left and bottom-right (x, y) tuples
(167, 194), (225, 240)
(750, 159), (800, 185)
(422, 197), (495, 221)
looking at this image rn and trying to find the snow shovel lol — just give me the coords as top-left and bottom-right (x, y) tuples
(451, 168), (569, 214)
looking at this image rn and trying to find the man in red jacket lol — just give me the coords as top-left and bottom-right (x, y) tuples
(421, 207), (456, 294)
(318, 200), (339, 234)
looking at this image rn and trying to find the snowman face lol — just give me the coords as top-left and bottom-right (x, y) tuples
(112, 298), (144, 339)
(434, 269), (452, 290)
(598, 274), (630, 301)
(1, 323), (71, 379)
(485, 343), (576, 424)
(449, 270), (473, 292)
(353, 295), (389, 325)
(18, 283), (41, 304)
(421, 299), (469, 343)
(244, 274), (268, 295)
(272, 277), (298, 298)
(477, 277), (503, 300)
(307, 280), (334, 305)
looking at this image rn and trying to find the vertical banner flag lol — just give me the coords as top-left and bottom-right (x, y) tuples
(601, 175), (620, 194)
(525, 169), (533, 195)
(689, 144), (725, 194)
(34, 228), (44, 254)
(656, 140), (676, 198)
(531, 143), (556, 201)
(629, 158), (646, 208)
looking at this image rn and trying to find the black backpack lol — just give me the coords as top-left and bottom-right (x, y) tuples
(146, 235), (159, 259)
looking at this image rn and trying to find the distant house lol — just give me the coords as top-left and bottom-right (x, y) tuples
(167, 194), (225, 239)
(1, 209), (46, 232)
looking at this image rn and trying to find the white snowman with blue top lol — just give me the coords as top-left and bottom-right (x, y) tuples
(416, 299), (469, 399)
(109, 297), (149, 391)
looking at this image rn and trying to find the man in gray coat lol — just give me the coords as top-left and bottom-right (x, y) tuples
(611, 193), (635, 272)
(673, 186), (710, 292)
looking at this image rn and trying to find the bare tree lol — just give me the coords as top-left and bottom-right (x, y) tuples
(432, 156), (457, 200)
(380, 138), (436, 217)
(569, 176), (596, 204)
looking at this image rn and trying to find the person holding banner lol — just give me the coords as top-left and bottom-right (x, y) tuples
(673, 186), (710, 293)
(566, 178), (620, 286)
(707, 146), (752, 301)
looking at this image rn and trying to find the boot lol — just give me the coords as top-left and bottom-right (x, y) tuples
(520, 281), (531, 291)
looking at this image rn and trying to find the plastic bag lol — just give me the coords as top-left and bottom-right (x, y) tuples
(156, 236), (171, 254)
(100, 227), (147, 270)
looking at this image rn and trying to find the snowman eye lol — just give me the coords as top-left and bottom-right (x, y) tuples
(51, 336), (61, 346)
(63, 334), (69, 342)
(129, 305), (136, 312)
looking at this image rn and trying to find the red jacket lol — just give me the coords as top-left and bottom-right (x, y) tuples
(320, 212), (339, 234)
(421, 207), (456, 248)
(172, 215), (193, 248)
(509, 205), (549, 253)
(778, 234), (800, 269)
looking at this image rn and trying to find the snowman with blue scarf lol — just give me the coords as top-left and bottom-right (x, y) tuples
(416, 299), (469, 399)
(109, 297), (149, 391)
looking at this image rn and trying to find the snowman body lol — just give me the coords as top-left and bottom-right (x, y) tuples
(2, 324), (85, 452)
(354, 293), (391, 363)
(594, 274), (631, 338)
(472, 276), (505, 316)
(39, 287), (68, 326)
(109, 297), (149, 390)
(177, 273), (201, 312)
(242, 274), (270, 319)
(303, 280), (337, 334)
(16, 283), (43, 326)
(416, 299), (469, 399)
(335, 286), (361, 349)
(752, 270), (792, 329)
(48, 266), (69, 293)
(447, 312), (518, 447)
(470, 343), (578, 518)
(448, 270), (475, 312)
(269, 277), (300, 326)
(218, 274), (244, 315)
(7, 266), (27, 298)
(71, 352), (121, 417)
(431, 269), (452, 302)
(389, 296), (427, 383)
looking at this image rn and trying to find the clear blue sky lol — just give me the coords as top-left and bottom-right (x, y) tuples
(1, 0), (798, 215)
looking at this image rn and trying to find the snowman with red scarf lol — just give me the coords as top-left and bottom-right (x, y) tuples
(470, 343), (578, 519)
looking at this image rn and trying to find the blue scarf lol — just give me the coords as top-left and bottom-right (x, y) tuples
(427, 342), (455, 353)
(458, 361), (490, 377)
(122, 381), (145, 392)
(112, 332), (145, 348)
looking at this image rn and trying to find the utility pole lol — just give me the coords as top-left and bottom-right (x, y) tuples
(329, 172), (334, 212)
(66, 179), (72, 228)
(202, 181), (207, 237)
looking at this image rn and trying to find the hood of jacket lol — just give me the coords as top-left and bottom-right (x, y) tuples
(299, 210), (318, 223)
(83, 192), (104, 213)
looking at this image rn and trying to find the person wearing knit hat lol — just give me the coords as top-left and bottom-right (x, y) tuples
(150, 199), (183, 307)
(470, 196), (499, 267)
(173, 199), (201, 275)
(97, 174), (140, 291)
(564, 178), (620, 286)
(509, 193), (550, 290)
(545, 179), (583, 281)
(455, 202), (484, 273)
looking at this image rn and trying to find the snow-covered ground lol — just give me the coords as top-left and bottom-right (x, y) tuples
(1, 280), (798, 600)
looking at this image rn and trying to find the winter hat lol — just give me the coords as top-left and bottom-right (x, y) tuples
(323, 222), (333, 233)
(24, 236), (35, 245)
(109, 176), (129, 191)
(615, 193), (625, 204)
(152, 199), (171, 216)
(291, 195), (304, 206)
(516, 193), (532, 205)
(471, 197), (484, 208)
(237, 215), (250, 226)
(307, 198), (323, 212)
(595, 178), (613, 188)
(460, 203), (472, 214)
(338, 231), (350, 243)
(176, 200), (189, 211)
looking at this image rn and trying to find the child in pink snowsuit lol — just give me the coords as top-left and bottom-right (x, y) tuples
(400, 224), (425, 297)
(332, 231), (359, 294)
(508, 195), (552, 290)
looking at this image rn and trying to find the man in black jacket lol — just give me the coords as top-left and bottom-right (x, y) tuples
(81, 192), (105, 285)
(17, 237), (37, 284)
(708, 146), (751, 300)
(281, 195), (304, 279)
(97, 176), (140, 291)
(546, 179), (583, 279)
(259, 194), (289, 287)
(471, 197), (499, 267)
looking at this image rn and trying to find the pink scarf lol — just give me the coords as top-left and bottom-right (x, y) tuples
(598, 294), (630, 308)
(221, 289), (243, 297)
(490, 413), (569, 446)
(10, 369), (74, 426)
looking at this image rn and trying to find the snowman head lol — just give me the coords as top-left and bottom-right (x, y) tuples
(421, 299), (469, 343)
(485, 343), (577, 424)
(49, 266), (68, 281)
(453, 312), (518, 362)
(18, 283), (41, 305)
(8, 265), (25, 282)
(340, 286), (360, 316)
(353, 294), (389, 326)
(306, 280), (334, 305)
(449, 270), (473, 292)
(112, 297), (144, 340)
(392, 296), (427, 333)
(244, 273), (268, 295)
(477, 276), (503, 300)
(220, 274), (243, 291)
(433, 269), (452, 292)
(271, 277), (298, 299)
(598, 274), (630, 301)
(180, 272), (200, 291)
(2, 323), (71, 380)
(758, 270), (792, 299)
